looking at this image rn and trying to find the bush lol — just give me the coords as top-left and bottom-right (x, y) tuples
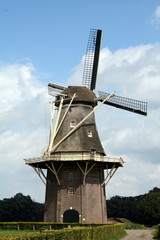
(158, 224), (160, 238)
(0, 223), (125, 240)
(121, 218), (146, 229)
(0, 222), (102, 230)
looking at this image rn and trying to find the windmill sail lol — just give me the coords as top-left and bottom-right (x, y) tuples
(98, 91), (147, 116)
(48, 83), (66, 91)
(48, 83), (66, 97)
(24, 29), (148, 224)
(83, 29), (102, 90)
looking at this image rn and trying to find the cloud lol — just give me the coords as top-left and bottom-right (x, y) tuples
(1, 42), (160, 202)
(68, 56), (84, 86)
(68, 42), (160, 198)
(107, 159), (160, 198)
(68, 43), (160, 107)
(151, 6), (160, 28)
(0, 63), (49, 201)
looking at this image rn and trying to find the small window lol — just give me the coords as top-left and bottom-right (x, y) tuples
(90, 149), (96, 160)
(68, 186), (75, 195)
(87, 131), (92, 137)
(70, 121), (76, 128)
(68, 172), (74, 181)
(91, 149), (96, 155)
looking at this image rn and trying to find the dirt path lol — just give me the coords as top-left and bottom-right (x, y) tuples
(121, 229), (154, 240)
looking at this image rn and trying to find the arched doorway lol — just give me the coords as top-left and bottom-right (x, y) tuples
(63, 209), (79, 223)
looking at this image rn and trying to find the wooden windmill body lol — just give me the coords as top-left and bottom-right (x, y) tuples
(25, 29), (147, 223)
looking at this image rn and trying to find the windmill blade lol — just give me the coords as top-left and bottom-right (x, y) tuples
(83, 29), (102, 90)
(48, 83), (66, 90)
(98, 91), (147, 116)
(48, 83), (66, 97)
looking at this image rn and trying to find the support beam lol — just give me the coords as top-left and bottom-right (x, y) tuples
(51, 92), (115, 152)
(49, 100), (55, 139)
(77, 162), (96, 185)
(101, 164), (118, 186)
(56, 163), (63, 174)
(39, 168), (47, 180)
(55, 93), (76, 137)
(48, 97), (64, 153)
(83, 162), (88, 185)
(33, 167), (46, 185)
(46, 163), (61, 186)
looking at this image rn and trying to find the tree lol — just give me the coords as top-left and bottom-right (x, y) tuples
(0, 193), (44, 222)
(107, 187), (160, 226)
(137, 189), (160, 225)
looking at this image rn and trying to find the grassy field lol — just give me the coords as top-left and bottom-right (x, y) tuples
(0, 229), (126, 239)
(0, 230), (37, 236)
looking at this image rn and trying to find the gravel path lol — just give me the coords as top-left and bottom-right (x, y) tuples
(121, 229), (154, 240)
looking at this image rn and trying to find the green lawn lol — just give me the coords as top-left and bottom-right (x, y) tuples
(0, 230), (37, 236)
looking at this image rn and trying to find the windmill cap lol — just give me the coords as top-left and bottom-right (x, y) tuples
(56, 86), (97, 106)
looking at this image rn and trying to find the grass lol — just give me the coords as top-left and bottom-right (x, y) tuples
(0, 227), (127, 239)
(0, 229), (126, 240)
(108, 231), (127, 240)
(120, 218), (147, 229)
(0, 230), (37, 236)
(152, 230), (160, 240)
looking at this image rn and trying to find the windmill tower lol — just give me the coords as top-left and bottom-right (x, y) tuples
(25, 29), (147, 223)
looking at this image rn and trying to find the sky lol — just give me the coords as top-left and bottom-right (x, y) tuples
(0, 0), (160, 203)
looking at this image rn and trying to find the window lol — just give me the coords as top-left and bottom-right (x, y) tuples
(87, 131), (92, 137)
(91, 149), (96, 155)
(70, 121), (76, 128)
(68, 172), (74, 181)
(68, 186), (75, 195)
(90, 149), (96, 160)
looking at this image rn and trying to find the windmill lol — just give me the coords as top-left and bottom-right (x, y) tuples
(25, 29), (147, 223)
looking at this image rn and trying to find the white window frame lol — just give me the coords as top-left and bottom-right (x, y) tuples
(68, 186), (75, 195)
(87, 131), (93, 137)
(70, 121), (76, 128)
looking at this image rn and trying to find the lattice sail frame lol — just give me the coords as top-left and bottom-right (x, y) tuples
(99, 91), (147, 116)
(83, 29), (102, 90)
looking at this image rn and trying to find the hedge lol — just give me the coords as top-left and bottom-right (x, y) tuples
(0, 222), (102, 230)
(158, 224), (160, 238)
(0, 223), (125, 240)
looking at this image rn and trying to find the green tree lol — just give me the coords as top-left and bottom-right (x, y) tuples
(0, 193), (44, 222)
(137, 189), (160, 225)
(107, 187), (160, 226)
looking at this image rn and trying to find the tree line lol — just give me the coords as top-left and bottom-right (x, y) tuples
(107, 187), (160, 226)
(0, 193), (44, 222)
(0, 187), (159, 225)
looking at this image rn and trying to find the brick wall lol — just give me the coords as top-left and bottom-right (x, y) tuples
(44, 162), (107, 223)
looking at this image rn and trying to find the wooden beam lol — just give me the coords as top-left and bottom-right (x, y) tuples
(33, 167), (46, 185)
(101, 164), (118, 186)
(51, 92), (115, 152)
(46, 163), (61, 186)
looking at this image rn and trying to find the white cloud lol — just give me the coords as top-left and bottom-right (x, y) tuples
(1, 41), (160, 202)
(68, 43), (160, 107)
(68, 42), (160, 198)
(106, 159), (160, 198)
(151, 6), (160, 28)
(68, 56), (84, 86)
(0, 63), (49, 202)
(98, 44), (160, 104)
(154, 6), (160, 18)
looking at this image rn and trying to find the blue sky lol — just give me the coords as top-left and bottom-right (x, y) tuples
(0, 0), (160, 202)
(1, 0), (160, 82)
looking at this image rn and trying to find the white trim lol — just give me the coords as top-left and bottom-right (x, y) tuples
(25, 153), (124, 166)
